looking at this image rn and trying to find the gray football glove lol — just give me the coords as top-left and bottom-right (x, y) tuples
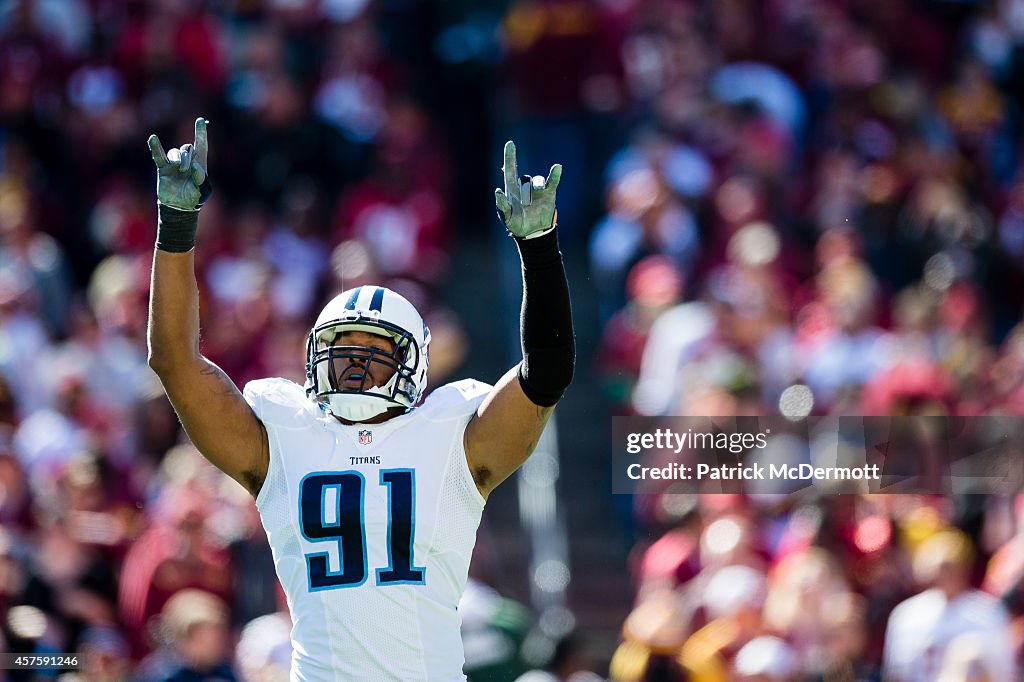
(494, 140), (562, 240)
(148, 117), (212, 211)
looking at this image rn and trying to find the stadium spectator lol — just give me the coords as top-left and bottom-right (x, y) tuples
(118, 486), (231, 657)
(595, 255), (684, 412)
(78, 625), (132, 682)
(883, 528), (1015, 682)
(137, 589), (237, 682)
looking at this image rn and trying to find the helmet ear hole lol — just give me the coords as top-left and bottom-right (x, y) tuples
(396, 336), (412, 363)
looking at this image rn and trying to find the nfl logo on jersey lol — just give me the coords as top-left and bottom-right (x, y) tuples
(358, 430), (372, 445)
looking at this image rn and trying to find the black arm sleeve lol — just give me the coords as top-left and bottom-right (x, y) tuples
(514, 229), (575, 406)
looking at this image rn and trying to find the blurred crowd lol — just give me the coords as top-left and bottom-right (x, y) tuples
(613, 492), (1024, 681)
(3, 0), (1024, 680)
(584, 0), (1024, 680)
(0, 0), (482, 679)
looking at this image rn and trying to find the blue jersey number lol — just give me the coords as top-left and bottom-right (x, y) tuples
(299, 470), (425, 591)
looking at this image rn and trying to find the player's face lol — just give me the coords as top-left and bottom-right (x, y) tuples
(332, 330), (398, 389)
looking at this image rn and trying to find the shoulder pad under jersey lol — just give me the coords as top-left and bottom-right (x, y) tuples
(416, 379), (493, 422)
(243, 377), (321, 427)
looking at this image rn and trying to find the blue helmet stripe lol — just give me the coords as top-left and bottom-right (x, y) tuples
(369, 287), (385, 312)
(343, 287), (363, 310)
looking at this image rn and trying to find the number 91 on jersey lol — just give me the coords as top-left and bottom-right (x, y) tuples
(299, 469), (426, 590)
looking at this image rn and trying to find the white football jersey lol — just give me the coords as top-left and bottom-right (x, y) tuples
(243, 377), (493, 681)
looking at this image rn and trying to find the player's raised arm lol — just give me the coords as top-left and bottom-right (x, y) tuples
(147, 118), (269, 497)
(464, 141), (575, 497)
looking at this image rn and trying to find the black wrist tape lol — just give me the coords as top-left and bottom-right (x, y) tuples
(156, 204), (198, 253)
(515, 230), (575, 406)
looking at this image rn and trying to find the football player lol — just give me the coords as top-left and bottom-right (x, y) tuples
(146, 118), (574, 680)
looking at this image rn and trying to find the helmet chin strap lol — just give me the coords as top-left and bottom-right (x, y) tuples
(325, 392), (399, 422)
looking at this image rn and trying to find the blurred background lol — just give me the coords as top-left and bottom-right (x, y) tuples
(2, 0), (1024, 680)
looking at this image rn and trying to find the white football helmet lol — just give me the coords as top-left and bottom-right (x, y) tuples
(305, 286), (430, 421)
